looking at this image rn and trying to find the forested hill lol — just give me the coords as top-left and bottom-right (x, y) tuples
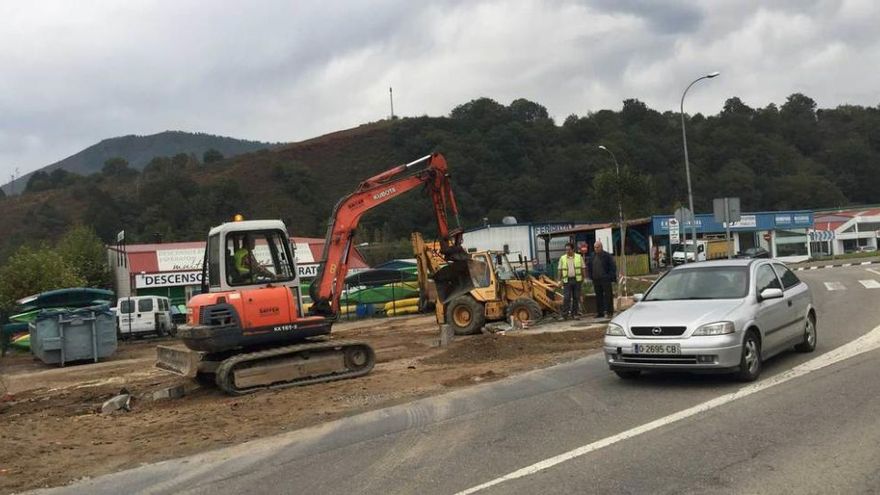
(1, 131), (276, 195)
(1, 93), (878, 263)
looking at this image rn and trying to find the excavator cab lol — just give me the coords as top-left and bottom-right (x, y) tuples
(202, 220), (299, 294)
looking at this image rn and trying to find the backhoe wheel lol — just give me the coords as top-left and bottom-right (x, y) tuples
(446, 295), (486, 335)
(507, 298), (542, 324)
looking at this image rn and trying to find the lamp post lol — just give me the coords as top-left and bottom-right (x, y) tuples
(680, 71), (720, 263)
(598, 145), (626, 296)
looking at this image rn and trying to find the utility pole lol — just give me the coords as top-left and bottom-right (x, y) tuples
(10, 167), (19, 194)
(598, 145), (627, 296)
(389, 87), (395, 119)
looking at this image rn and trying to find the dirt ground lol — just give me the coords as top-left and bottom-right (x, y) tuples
(0, 315), (604, 494)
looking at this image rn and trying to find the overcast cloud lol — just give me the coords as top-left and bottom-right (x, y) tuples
(1, 0), (879, 179)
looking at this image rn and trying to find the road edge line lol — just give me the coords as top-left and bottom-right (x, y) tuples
(455, 323), (880, 495)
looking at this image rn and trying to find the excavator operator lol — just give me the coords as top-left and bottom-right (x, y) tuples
(233, 234), (274, 282)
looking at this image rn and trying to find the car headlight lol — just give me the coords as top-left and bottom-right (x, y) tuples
(605, 323), (625, 336)
(693, 321), (735, 336)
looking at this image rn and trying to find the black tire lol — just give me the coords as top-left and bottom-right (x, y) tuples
(794, 314), (817, 352)
(506, 298), (542, 324)
(736, 330), (762, 382)
(614, 369), (641, 380)
(445, 295), (486, 335)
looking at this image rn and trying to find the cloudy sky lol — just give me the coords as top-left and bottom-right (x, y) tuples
(1, 0), (878, 180)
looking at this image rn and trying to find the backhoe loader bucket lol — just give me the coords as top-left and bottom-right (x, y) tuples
(434, 259), (481, 303)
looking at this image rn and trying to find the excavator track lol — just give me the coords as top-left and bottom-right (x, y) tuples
(214, 339), (375, 396)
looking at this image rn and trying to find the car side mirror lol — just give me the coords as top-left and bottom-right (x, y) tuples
(633, 293), (644, 302)
(759, 288), (783, 301)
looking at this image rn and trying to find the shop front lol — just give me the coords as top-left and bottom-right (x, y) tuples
(650, 210), (814, 263)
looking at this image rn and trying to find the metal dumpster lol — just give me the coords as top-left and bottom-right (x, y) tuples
(29, 306), (117, 366)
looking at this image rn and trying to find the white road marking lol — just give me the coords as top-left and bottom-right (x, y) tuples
(824, 282), (846, 291)
(859, 280), (880, 289)
(455, 325), (880, 495)
(867, 268), (880, 277)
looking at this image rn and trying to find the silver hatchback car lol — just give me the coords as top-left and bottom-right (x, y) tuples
(604, 259), (816, 381)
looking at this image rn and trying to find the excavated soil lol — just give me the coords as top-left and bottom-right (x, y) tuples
(0, 315), (603, 494)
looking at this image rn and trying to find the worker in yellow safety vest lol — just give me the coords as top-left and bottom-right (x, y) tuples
(557, 242), (586, 319)
(233, 235), (274, 282)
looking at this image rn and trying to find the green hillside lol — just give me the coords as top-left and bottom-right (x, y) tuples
(1, 131), (277, 195)
(1, 94), (878, 264)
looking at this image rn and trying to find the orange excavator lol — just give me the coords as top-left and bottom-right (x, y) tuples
(156, 153), (469, 394)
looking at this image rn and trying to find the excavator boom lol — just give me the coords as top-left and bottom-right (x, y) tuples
(309, 153), (467, 317)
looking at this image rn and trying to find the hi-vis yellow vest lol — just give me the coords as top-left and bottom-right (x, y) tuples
(557, 254), (584, 282)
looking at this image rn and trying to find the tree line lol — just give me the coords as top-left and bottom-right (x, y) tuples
(1, 93), (878, 265)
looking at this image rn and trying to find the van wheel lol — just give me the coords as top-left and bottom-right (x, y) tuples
(445, 295), (486, 335)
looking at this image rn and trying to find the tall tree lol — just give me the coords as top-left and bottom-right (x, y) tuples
(0, 246), (85, 312)
(56, 225), (112, 288)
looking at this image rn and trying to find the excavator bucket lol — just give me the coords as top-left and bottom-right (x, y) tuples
(433, 258), (477, 303)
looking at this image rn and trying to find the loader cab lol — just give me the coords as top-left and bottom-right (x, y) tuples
(202, 219), (299, 294)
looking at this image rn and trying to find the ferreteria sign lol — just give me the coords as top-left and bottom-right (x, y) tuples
(136, 271), (203, 288)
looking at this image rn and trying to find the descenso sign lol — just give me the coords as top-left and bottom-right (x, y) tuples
(136, 271), (203, 288)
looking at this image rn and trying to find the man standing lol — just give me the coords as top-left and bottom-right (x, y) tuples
(588, 241), (618, 319)
(557, 242), (585, 319)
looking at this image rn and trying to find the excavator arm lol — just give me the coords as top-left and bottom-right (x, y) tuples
(309, 153), (466, 317)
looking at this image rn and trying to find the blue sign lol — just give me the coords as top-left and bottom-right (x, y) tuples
(651, 210), (812, 235)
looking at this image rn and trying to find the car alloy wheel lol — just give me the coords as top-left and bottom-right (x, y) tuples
(737, 331), (762, 382)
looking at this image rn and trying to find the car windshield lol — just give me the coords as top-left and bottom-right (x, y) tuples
(644, 266), (749, 301)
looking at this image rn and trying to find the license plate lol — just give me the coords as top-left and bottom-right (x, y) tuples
(633, 343), (680, 354)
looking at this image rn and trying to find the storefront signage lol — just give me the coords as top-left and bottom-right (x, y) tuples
(724, 215), (757, 229)
(157, 249), (204, 271)
(659, 218), (703, 231)
(532, 224), (575, 236)
(156, 243), (316, 271)
(298, 263), (320, 278)
(775, 215), (792, 225)
(136, 271), (203, 288)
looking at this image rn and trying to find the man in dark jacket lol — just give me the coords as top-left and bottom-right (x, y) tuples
(588, 241), (618, 318)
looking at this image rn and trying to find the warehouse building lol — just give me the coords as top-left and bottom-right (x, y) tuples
(461, 221), (581, 268)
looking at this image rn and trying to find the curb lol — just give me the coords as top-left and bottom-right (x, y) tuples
(793, 260), (880, 271)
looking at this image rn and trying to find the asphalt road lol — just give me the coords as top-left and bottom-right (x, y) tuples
(33, 265), (880, 495)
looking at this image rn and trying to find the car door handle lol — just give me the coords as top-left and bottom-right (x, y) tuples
(787, 300), (792, 307)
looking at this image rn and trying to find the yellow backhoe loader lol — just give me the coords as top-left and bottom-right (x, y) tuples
(412, 232), (564, 335)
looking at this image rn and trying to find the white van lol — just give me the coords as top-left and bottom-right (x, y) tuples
(116, 296), (173, 337)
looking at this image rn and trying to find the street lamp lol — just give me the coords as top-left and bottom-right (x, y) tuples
(680, 71), (719, 263)
(598, 145), (626, 296)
